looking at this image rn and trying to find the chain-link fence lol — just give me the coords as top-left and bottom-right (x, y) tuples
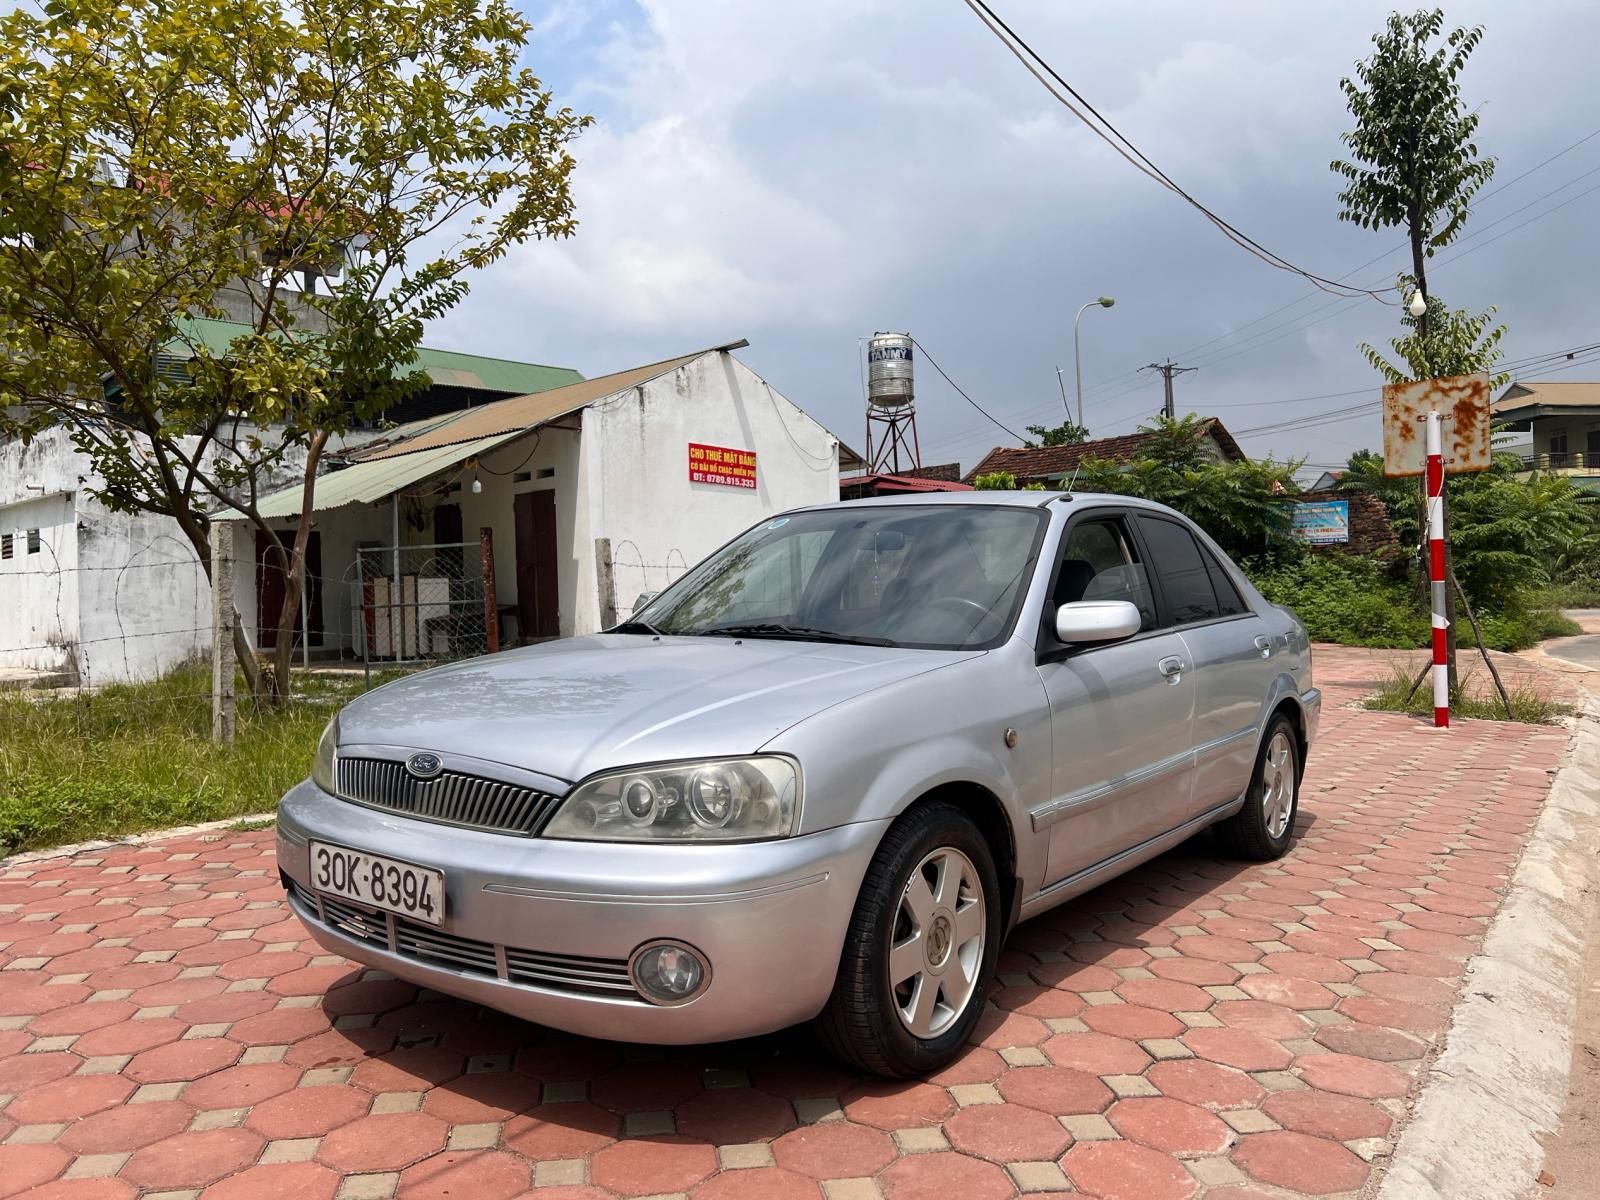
(347, 541), (490, 682)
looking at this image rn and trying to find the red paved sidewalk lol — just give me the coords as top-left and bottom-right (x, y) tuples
(0, 651), (1570, 1199)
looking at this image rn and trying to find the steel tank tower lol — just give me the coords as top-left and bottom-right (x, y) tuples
(864, 332), (921, 475)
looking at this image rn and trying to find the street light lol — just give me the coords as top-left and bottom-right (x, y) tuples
(1073, 296), (1116, 433)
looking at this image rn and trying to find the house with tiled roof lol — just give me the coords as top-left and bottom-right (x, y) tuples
(963, 417), (1245, 486)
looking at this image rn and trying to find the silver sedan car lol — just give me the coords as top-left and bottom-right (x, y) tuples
(277, 492), (1319, 1077)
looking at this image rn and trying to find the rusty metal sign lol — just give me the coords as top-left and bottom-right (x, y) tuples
(1381, 373), (1492, 477)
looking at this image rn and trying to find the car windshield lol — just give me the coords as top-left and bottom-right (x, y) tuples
(634, 504), (1048, 650)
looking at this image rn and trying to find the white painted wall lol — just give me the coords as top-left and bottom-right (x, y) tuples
(582, 351), (839, 631)
(0, 491), (79, 676)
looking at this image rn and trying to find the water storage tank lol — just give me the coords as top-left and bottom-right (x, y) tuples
(867, 332), (914, 408)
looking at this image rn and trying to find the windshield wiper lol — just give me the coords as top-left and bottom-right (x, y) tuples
(610, 619), (664, 636)
(698, 622), (893, 646)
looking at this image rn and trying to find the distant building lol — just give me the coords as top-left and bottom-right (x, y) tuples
(964, 417), (1245, 487)
(1492, 381), (1600, 485)
(838, 461), (968, 500)
(1306, 469), (1346, 492)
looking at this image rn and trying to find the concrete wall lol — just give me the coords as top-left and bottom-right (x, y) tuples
(0, 490), (79, 676)
(584, 352), (839, 630)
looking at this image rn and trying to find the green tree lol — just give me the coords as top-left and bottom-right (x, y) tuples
(1023, 420), (1087, 448)
(971, 471), (1043, 491)
(0, 0), (587, 699)
(1333, 7), (1499, 378)
(1070, 416), (1301, 558)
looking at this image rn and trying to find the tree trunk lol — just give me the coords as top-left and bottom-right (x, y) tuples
(268, 429), (331, 701)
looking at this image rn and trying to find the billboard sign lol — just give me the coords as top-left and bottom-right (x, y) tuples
(688, 443), (757, 489)
(1289, 499), (1350, 545)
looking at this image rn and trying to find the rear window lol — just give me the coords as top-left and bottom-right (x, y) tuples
(1136, 516), (1220, 626)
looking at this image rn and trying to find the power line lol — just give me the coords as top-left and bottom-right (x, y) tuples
(909, 336), (1027, 443)
(960, 0), (1389, 302)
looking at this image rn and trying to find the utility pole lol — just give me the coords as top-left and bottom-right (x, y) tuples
(1141, 360), (1198, 419)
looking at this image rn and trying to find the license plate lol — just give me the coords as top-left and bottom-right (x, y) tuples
(308, 841), (445, 927)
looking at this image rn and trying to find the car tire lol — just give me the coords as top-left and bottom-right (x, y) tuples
(816, 800), (1002, 1078)
(1214, 713), (1300, 861)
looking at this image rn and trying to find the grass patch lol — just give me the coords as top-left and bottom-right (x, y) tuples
(0, 661), (388, 855)
(1363, 664), (1571, 725)
(1529, 581), (1600, 611)
(228, 817), (278, 832)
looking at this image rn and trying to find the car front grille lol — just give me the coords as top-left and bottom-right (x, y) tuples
(289, 880), (640, 1001)
(335, 756), (563, 837)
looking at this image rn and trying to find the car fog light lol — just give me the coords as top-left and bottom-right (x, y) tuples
(630, 940), (710, 1006)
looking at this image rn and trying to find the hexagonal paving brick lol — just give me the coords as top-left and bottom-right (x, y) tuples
(1294, 1053), (1413, 1099)
(1148, 956), (1240, 987)
(1212, 1000), (1311, 1039)
(197, 1161), (339, 1200)
(1233, 1128), (1370, 1193)
(944, 1101), (1070, 1161)
(316, 1110), (447, 1172)
(925, 1046), (1007, 1086)
(968, 1007), (1050, 1050)
(878, 1150), (1016, 1200)
(501, 1101), (621, 1160)
(1116, 977), (1215, 1012)
(174, 990), (278, 1025)
(1145, 1059), (1264, 1111)
(225, 1006), (333, 1046)
(691, 1165), (822, 1200)
(6, 1074), (135, 1124)
(26, 1000), (138, 1036)
(590, 1136), (717, 1196)
(59, 1100), (193, 1154)
(840, 1080), (954, 1129)
(183, 1062), (302, 1110)
(1263, 1088), (1393, 1140)
(1179, 1028), (1292, 1072)
(419, 1068), (539, 1124)
(245, 1082), (372, 1139)
(282, 1026), (393, 1068)
(15, 1181), (136, 1200)
(1081, 1003), (1186, 1040)
(997, 1064), (1114, 1115)
(0, 1049), (80, 1092)
(1042, 1031), (1153, 1076)
(1107, 1095), (1233, 1155)
(121, 1128), (267, 1191)
(0, 1144), (71, 1198)
(989, 983), (1088, 1019)
(676, 1085), (796, 1143)
(1235, 972), (1337, 1011)
(589, 1061), (705, 1113)
(771, 1120), (896, 1179)
(1064, 1139), (1199, 1200)
(350, 1045), (465, 1093)
(125, 1036), (242, 1083)
(321, 977), (417, 1017)
(396, 1149), (530, 1200)
(1314, 1021), (1429, 1062)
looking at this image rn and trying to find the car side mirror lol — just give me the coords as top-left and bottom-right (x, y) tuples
(1055, 600), (1142, 644)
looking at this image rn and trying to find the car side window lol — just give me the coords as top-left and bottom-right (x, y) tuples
(1201, 547), (1250, 617)
(1135, 516), (1221, 626)
(1054, 518), (1158, 632)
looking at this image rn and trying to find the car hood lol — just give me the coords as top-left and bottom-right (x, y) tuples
(336, 635), (974, 784)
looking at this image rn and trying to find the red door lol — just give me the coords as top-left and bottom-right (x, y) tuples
(513, 490), (559, 640)
(256, 530), (323, 648)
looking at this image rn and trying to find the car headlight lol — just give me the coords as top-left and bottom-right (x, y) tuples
(543, 756), (800, 842)
(312, 715), (339, 794)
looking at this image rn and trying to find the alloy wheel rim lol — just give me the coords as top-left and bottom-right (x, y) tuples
(889, 846), (985, 1039)
(1261, 730), (1295, 839)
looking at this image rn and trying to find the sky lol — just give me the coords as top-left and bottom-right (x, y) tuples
(429, 0), (1600, 476)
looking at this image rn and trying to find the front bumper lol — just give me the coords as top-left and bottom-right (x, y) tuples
(276, 779), (887, 1044)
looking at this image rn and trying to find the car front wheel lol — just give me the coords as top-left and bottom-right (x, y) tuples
(817, 801), (1001, 1077)
(1214, 713), (1300, 860)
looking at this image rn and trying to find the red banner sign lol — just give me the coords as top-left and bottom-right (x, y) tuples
(688, 442), (757, 489)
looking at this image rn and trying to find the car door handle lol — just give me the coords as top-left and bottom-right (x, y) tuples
(1253, 635), (1273, 658)
(1158, 655), (1185, 682)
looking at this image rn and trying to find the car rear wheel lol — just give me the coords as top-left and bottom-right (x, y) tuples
(817, 801), (1001, 1077)
(1214, 713), (1300, 861)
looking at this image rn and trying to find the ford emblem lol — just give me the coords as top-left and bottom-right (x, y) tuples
(406, 752), (444, 780)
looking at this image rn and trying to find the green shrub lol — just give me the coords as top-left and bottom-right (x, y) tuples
(1245, 554), (1429, 648)
(1364, 664), (1570, 725)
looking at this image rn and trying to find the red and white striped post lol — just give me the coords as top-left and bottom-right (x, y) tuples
(1426, 410), (1449, 728)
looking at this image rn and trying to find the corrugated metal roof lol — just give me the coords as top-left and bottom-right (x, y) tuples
(251, 430), (520, 519)
(1494, 381), (1600, 413)
(354, 341), (748, 462)
(166, 318), (583, 396)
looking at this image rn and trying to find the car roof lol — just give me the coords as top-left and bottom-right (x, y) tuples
(818, 490), (1177, 514)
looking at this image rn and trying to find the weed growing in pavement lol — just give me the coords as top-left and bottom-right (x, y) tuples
(1364, 663), (1572, 725)
(0, 661), (404, 854)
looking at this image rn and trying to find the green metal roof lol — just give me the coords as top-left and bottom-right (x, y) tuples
(165, 318), (582, 396)
(250, 429), (524, 519)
